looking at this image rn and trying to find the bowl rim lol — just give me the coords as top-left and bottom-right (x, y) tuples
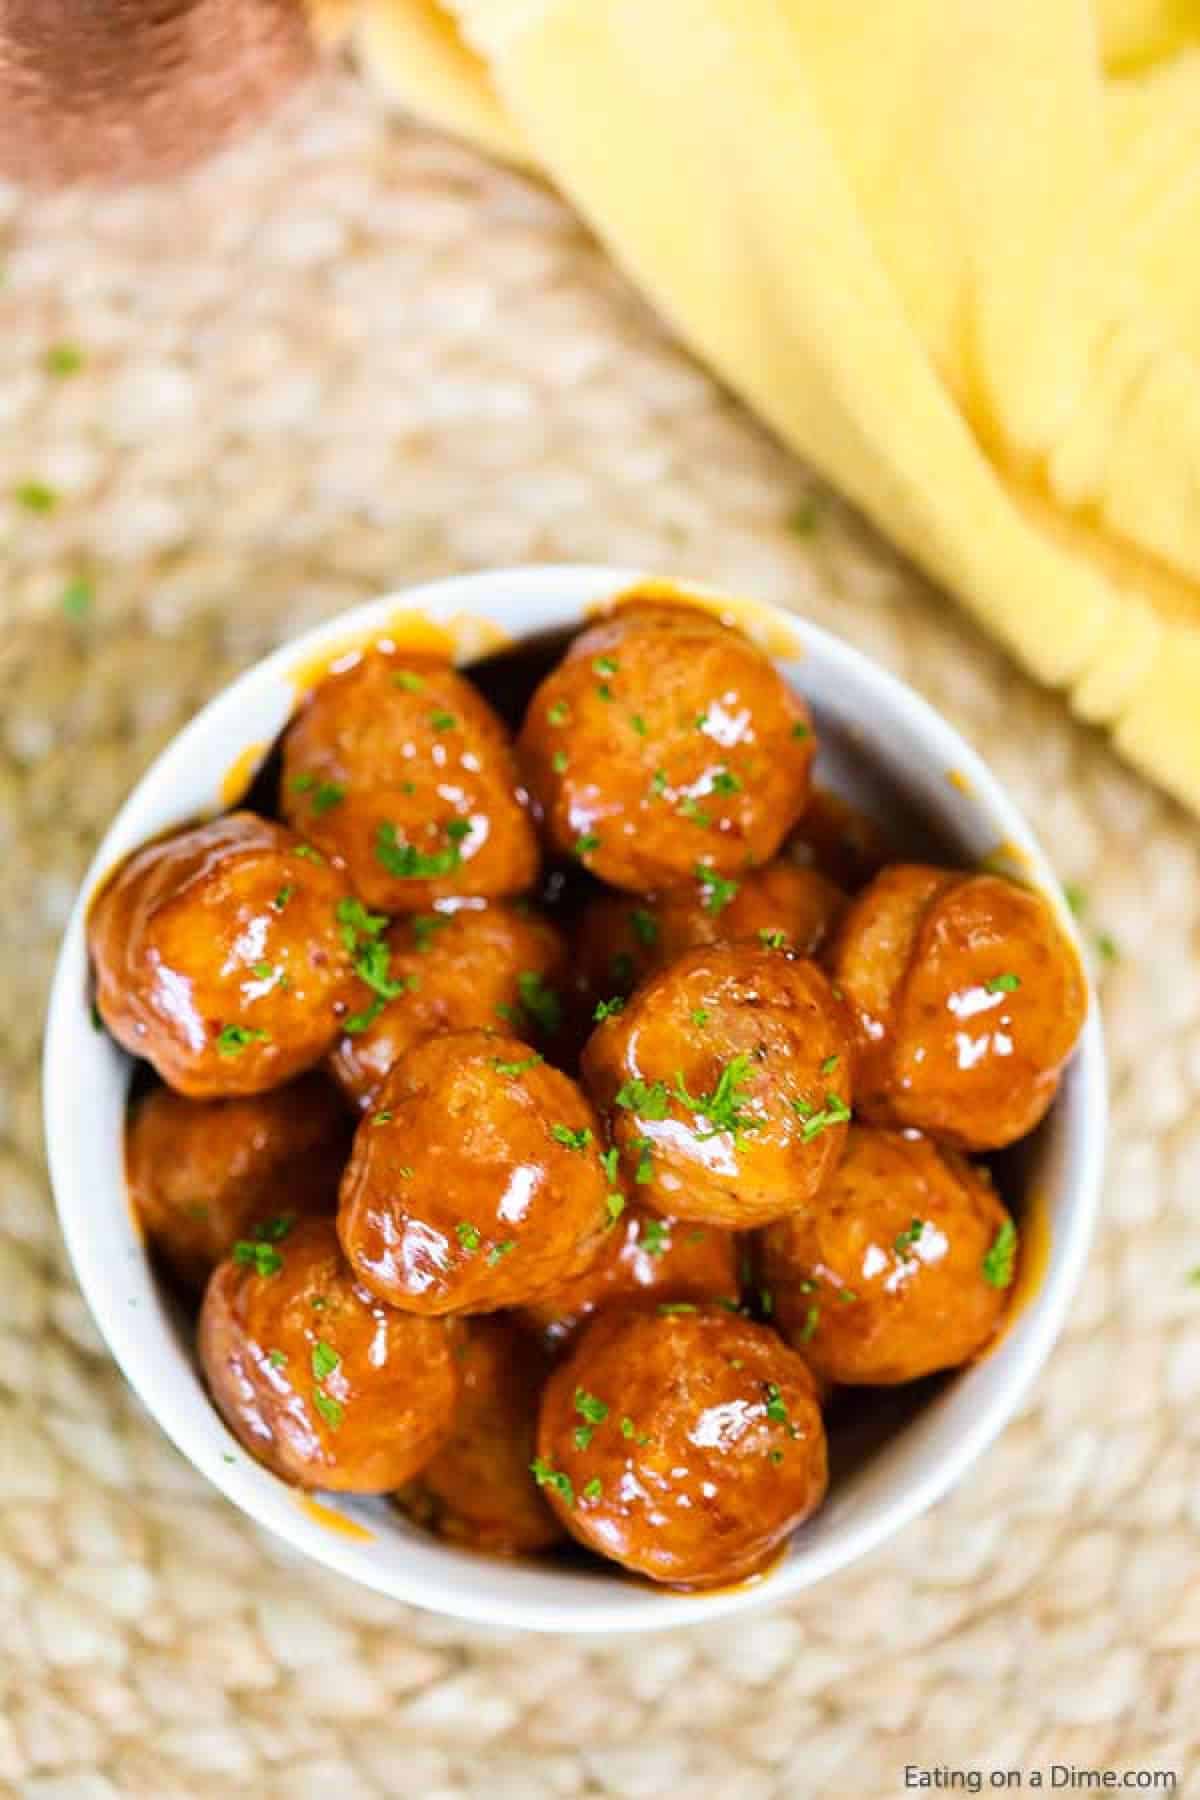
(42, 563), (1107, 1633)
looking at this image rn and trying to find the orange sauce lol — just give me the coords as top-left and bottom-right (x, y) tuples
(297, 1496), (375, 1541)
(980, 837), (1035, 880)
(591, 579), (807, 661)
(691, 1541), (789, 1598)
(219, 740), (268, 809)
(946, 767), (973, 796)
(287, 608), (510, 698)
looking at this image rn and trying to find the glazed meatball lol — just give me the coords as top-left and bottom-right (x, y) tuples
(759, 1127), (1016, 1384)
(535, 1306), (827, 1587)
(198, 1216), (459, 1491)
(582, 941), (853, 1228)
(338, 1030), (613, 1314)
(828, 865), (1087, 1149)
(572, 858), (845, 1022)
(89, 813), (359, 1097)
(282, 646), (539, 913)
(329, 900), (567, 1110)
(518, 600), (815, 892)
(403, 1317), (563, 1555)
(520, 1209), (741, 1353)
(126, 1074), (351, 1290)
(786, 787), (891, 891)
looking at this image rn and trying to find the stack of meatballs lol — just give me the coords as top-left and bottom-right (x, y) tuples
(90, 596), (1088, 1591)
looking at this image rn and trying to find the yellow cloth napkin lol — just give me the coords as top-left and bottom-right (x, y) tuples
(355, 0), (1200, 816)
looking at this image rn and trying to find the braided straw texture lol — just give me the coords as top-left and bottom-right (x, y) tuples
(0, 65), (1194, 1800)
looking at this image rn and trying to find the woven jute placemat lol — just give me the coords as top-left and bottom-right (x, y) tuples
(1, 65), (1194, 1800)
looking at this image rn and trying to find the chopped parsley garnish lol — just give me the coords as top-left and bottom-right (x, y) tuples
(985, 972), (1020, 994)
(337, 896), (388, 947)
(764, 1383), (791, 1425)
(770, 1449), (785, 1466)
(551, 1124), (593, 1153)
(290, 773), (315, 792)
(267, 1350), (287, 1370)
(45, 344), (85, 377)
(605, 1191), (626, 1224)
(217, 1024), (270, 1058)
(574, 832), (601, 858)
(272, 885), (294, 912)
(392, 669), (426, 691)
(640, 1218), (669, 1258)
(514, 969), (562, 1036)
(793, 1091), (851, 1141)
(61, 578), (92, 619)
(658, 1301), (697, 1315)
(593, 656), (619, 677)
(695, 864), (738, 915)
(491, 1053), (544, 1077)
(819, 1054), (840, 1075)
(293, 844), (324, 864)
(411, 913), (449, 952)
(593, 996), (626, 1023)
(576, 1389), (608, 1426)
(632, 1137), (654, 1184)
(620, 1417), (635, 1439)
(430, 710), (456, 732)
(311, 1340), (340, 1382)
(674, 1054), (761, 1142)
(312, 1390), (344, 1430)
(691, 1008), (711, 1028)
(982, 1219), (1018, 1289)
(375, 818), (469, 878)
(630, 908), (659, 946)
(791, 721), (811, 740)
(797, 1306), (820, 1344)
(615, 1077), (672, 1120)
(15, 480), (57, 513)
(839, 1287), (857, 1304)
(595, 683), (614, 702)
(600, 1147), (620, 1186)
(487, 1240), (516, 1266)
(630, 714), (648, 736)
(758, 929), (786, 949)
(371, 1110), (393, 1126)
(530, 1458), (574, 1505)
(251, 962), (275, 981)
(552, 750), (568, 773)
(679, 798), (711, 827)
(547, 700), (570, 726)
(650, 768), (668, 797)
(574, 1424), (595, 1450)
(894, 1218), (926, 1256)
(712, 768), (742, 794)
(759, 1287), (774, 1317)
(311, 782), (345, 815)
(582, 1478), (602, 1501)
(232, 1219), (292, 1277)
(455, 1222), (481, 1254)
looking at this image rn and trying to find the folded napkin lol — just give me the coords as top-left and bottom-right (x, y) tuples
(354, 0), (1200, 815)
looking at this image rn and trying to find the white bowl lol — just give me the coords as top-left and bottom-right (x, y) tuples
(43, 565), (1106, 1633)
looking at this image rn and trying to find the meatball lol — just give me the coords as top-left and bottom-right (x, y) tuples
(337, 1030), (613, 1314)
(198, 1216), (459, 1491)
(518, 600), (815, 892)
(520, 1209), (741, 1353)
(535, 1306), (827, 1587)
(572, 858), (845, 1022)
(786, 787), (891, 891)
(403, 1317), (563, 1555)
(89, 813), (359, 1097)
(759, 1127), (1016, 1384)
(126, 1074), (351, 1290)
(281, 646), (539, 913)
(828, 865), (1087, 1149)
(582, 941), (853, 1227)
(329, 900), (567, 1110)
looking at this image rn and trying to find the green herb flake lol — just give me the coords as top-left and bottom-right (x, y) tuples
(621, 1416), (636, 1439)
(551, 1123), (594, 1153)
(630, 908), (659, 946)
(486, 1240), (516, 1266)
(982, 1219), (1018, 1289)
(455, 1221), (481, 1254)
(984, 972), (1020, 994)
(630, 714), (648, 736)
(293, 844), (324, 864)
(515, 969), (563, 1036)
(311, 1340), (340, 1382)
(371, 1110), (393, 1127)
(712, 768), (742, 794)
(311, 781), (345, 815)
(574, 1388), (608, 1425)
(593, 995), (626, 1023)
(232, 1240), (283, 1278)
(651, 768), (668, 797)
(530, 1458), (574, 1506)
(791, 721), (811, 741)
(45, 344), (85, 377)
(691, 1008), (711, 1028)
(657, 1302), (697, 1315)
(267, 1349), (287, 1370)
(797, 1306), (820, 1344)
(375, 820), (468, 879)
(758, 929), (786, 949)
(61, 578), (92, 620)
(430, 710), (456, 732)
(592, 656), (619, 677)
(552, 749), (569, 773)
(605, 1191), (626, 1225)
(794, 1091), (852, 1141)
(819, 1054), (839, 1075)
(574, 1424), (594, 1450)
(674, 1054), (762, 1143)
(770, 1448), (785, 1466)
(894, 1218), (927, 1256)
(695, 864), (739, 916)
(640, 1218), (669, 1258)
(491, 1053), (544, 1077)
(679, 797), (711, 827)
(839, 1287), (858, 1304)
(312, 1390), (344, 1430)
(411, 913), (449, 952)
(272, 885), (294, 912)
(547, 700), (570, 727)
(615, 1076), (672, 1120)
(582, 1478), (603, 1501)
(392, 669), (426, 692)
(574, 832), (601, 858)
(216, 1024), (270, 1059)
(15, 479), (57, 513)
